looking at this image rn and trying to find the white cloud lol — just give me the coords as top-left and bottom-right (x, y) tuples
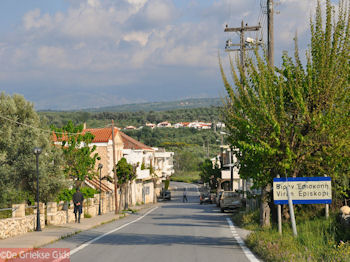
(144, 0), (174, 22)
(37, 46), (69, 69)
(0, 0), (326, 109)
(23, 9), (53, 30)
(123, 31), (150, 46)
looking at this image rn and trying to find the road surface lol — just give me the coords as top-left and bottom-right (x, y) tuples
(45, 182), (259, 262)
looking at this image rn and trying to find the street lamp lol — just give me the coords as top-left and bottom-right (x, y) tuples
(33, 147), (42, 231)
(98, 163), (103, 215)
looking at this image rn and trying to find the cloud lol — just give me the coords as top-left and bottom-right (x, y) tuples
(0, 0), (324, 109)
(123, 31), (150, 46)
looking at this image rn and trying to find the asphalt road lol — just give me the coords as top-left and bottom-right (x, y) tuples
(45, 182), (258, 262)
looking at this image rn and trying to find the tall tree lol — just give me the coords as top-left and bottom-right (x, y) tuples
(52, 121), (99, 184)
(0, 93), (67, 206)
(220, 0), (350, 226)
(115, 158), (137, 209)
(199, 159), (221, 189)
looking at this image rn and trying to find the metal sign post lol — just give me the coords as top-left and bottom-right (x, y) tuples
(276, 175), (282, 235)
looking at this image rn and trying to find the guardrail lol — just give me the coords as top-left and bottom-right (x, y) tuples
(0, 206), (19, 219)
(0, 207), (17, 212)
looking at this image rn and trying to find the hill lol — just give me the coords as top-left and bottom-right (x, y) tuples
(81, 98), (222, 112)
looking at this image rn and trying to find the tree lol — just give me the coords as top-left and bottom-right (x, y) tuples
(115, 158), (137, 209)
(220, 0), (350, 227)
(0, 93), (67, 207)
(199, 159), (221, 189)
(52, 121), (99, 184)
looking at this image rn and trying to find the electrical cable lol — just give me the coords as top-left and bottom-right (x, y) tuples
(0, 114), (112, 136)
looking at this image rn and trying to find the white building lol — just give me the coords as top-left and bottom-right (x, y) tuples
(157, 121), (172, 128)
(153, 147), (175, 180)
(146, 123), (156, 129)
(174, 123), (183, 128)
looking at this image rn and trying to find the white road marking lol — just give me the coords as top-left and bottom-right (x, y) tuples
(54, 207), (158, 261)
(226, 218), (260, 262)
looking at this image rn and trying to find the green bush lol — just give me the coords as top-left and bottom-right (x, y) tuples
(0, 210), (12, 219)
(170, 171), (200, 184)
(164, 180), (170, 190)
(245, 214), (350, 262)
(56, 187), (98, 202)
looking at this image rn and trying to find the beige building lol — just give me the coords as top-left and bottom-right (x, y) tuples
(83, 127), (124, 191)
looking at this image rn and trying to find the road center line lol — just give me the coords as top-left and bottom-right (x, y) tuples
(226, 218), (260, 262)
(63, 207), (158, 259)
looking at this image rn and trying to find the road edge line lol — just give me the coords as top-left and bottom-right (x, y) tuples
(226, 217), (260, 262)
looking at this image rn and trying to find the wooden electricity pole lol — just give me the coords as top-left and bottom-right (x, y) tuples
(267, 0), (274, 66)
(224, 21), (261, 75)
(112, 120), (118, 214)
(224, 21), (260, 192)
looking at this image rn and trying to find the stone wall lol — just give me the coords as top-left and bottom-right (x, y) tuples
(0, 181), (151, 240)
(0, 203), (45, 240)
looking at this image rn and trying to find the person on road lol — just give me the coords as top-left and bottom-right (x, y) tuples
(73, 188), (84, 223)
(183, 188), (188, 203)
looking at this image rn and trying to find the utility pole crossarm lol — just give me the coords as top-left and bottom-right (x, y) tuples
(225, 48), (255, 52)
(224, 25), (261, 32)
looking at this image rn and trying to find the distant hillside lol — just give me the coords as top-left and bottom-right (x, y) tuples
(40, 107), (222, 129)
(82, 98), (222, 112)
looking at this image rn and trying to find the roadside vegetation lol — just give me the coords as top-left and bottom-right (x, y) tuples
(221, 1), (350, 260)
(233, 210), (350, 261)
(170, 171), (201, 184)
(221, 0), (350, 227)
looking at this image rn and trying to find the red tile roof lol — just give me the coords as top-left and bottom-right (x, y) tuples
(119, 131), (153, 151)
(52, 127), (119, 143)
(83, 128), (119, 143)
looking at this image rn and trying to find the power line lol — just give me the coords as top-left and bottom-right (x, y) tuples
(0, 114), (111, 136)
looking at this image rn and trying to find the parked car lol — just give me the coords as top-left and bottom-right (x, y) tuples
(216, 191), (224, 207)
(200, 193), (212, 204)
(159, 189), (171, 200)
(219, 191), (242, 212)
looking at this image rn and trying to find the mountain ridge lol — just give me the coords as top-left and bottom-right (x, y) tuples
(80, 97), (222, 113)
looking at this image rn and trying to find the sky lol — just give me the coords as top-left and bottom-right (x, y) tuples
(0, 0), (327, 110)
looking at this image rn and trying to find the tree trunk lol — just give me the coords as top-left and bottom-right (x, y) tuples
(119, 185), (123, 211)
(260, 184), (271, 227)
(125, 183), (129, 209)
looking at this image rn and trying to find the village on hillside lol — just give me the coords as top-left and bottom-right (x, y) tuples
(123, 121), (226, 130)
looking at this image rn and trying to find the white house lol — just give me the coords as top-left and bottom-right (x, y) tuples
(124, 125), (137, 130)
(153, 147), (175, 180)
(157, 121), (171, 128)
(174, 123), (183, 128)
(146, 123), (156, 129)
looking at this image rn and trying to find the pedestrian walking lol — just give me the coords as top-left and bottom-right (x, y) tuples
(73, 188), (84, 223)
(183, 188), (188, 203)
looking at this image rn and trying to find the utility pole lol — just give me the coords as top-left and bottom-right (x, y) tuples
(224, 21), (261, 76)
(112, 120), (118, 214)
(267, 0), (274, 66)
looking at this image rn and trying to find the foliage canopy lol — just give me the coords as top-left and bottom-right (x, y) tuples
(221, 0), (350, 202)
(0, 93), (66, 206)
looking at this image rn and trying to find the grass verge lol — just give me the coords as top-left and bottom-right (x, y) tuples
(170, 171), (200, 184)
(233, 210), (350, 262)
